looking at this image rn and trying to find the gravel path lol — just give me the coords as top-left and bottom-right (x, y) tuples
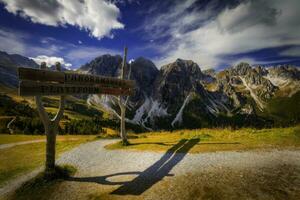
(53, 139), (300, 200)
(2, 139), (300, 200)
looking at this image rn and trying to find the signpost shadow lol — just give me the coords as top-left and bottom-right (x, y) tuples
(111, 138), (199, 195)
(68, 138), (199, 196)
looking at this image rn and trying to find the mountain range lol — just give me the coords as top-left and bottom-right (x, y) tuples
(1, 51), (300, 130)
(80, 55), (300, 130)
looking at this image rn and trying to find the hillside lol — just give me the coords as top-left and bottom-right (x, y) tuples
(0, 85), (111, 134)
(0, 51), (38, 87)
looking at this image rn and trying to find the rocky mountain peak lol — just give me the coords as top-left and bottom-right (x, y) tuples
(154, 59), (206, 110)
(254, 65), (268, 76)
(267, 65), (300, 80)
(133, 57), (156, 67)
(1, 51), (300, 130)
(231, 62), (252, 76)
(161, 58), (203, 78)
(79, 54), (122, 76)
(130, 57), (159, 96)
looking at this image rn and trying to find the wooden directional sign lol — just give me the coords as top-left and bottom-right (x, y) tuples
(18, 67), (135, 89)
(18, 67), (135, 96)
(19, 80), (133, 96)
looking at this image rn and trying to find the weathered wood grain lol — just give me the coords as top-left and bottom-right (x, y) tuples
(18, 67), (135, 88)
(19, 80), (133, 96)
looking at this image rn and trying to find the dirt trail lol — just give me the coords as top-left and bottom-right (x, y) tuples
(54, 140), (300, 200)
(2, 139), (300, 200)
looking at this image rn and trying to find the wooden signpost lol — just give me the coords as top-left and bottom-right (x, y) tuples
(18, 67), (135, 88)
(19, 80), (133, 96)
(18, 60), (135, 177)
(18, 67), (134, 96)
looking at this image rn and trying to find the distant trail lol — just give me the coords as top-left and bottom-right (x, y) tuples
(0, 138), (80, 150)
(0, 140), (45, 150)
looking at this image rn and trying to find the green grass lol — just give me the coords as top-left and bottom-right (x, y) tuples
(0, 135), (97, 187)
(105, 126), (300, 153)
(0, 134), (97, 145)
(0, 134), (45, 145)
(8, 165), (77, 200)
(265, 91), (300, 125)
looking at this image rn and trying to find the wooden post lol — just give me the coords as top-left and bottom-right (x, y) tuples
(119, 47), (129, 145)
(17, 59), (135, 175)
(35, 62), (65, 177)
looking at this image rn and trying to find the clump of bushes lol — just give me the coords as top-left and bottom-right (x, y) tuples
(5, 116), (44, 134)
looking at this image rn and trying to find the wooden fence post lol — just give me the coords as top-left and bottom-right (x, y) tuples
(35, 62), (65, 177)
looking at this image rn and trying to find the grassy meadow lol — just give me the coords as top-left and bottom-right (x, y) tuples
(106, 125), (300, 153)
(0, 134), (45, 145)
(0, 135), (97, 187)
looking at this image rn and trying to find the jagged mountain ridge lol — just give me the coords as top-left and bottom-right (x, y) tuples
(81, 55), (300, 129)
(0, 51), (298, 129)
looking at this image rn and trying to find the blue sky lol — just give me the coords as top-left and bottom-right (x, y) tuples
(0, 0), (299, 70)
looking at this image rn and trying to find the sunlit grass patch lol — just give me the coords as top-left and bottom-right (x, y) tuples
(105, 126), (300, 153)
(0, 134), (44, 145)
(0, 135), (96, 186)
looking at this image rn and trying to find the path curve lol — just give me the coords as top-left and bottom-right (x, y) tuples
(55, 139), (300, 200)
(2, 139), (300, 200)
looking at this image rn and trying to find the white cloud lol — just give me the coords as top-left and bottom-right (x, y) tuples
(78, 40), (83, 44)
(0, 0), (124, 39)
(148, 0), (300, 68)
(64, 63), (72, 68)
(31, 55), (72, 69)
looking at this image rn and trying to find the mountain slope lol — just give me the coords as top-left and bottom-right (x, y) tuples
(1, 51), (299, 130)
(80, 55), (300, 130)
(0, 51), (38, 87)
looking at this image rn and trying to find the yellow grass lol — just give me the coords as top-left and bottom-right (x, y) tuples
(0, 134), (44, 145)
(0, 134), (96, 145)
(0, 135), (97, 186)
(106, 126), (300, 153)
